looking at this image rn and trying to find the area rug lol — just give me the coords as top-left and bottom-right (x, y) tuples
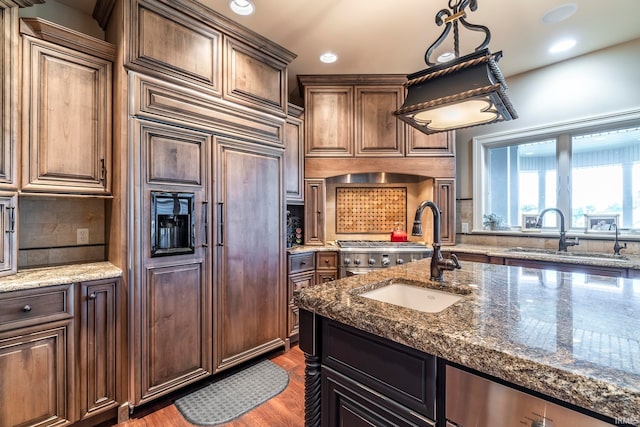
(175, 359), (289, 426)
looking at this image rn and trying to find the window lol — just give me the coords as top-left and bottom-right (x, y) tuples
(473, 110), (640, 235)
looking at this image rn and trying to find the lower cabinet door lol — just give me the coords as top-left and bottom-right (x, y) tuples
(78, 279), (119, 419)
(0, 321), (73, 427)
(139, 261), (211, 403)
(322, 368), (436, 427)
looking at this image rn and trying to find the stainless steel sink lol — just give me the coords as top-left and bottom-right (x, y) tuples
(357, 279), (466, 313)
(506, 247), (629, 261)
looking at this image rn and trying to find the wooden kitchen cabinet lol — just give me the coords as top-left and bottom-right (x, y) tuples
(128, 0), (292, 117)
(406, 129), (455, 157)
(285, 103), (305, 204)
(132, 119), (213, 405)
(434, 178), (455, 245)
(77, 278), (120, 421)
(316, 251), (338, 283)
(303, 84), (354, 157)
(215, 137), (286, 371)
(20, 18), (114, 195)
(304, 179), (326, 245)
(0, 193), (17, 277)
(354, 85), (404, 157)
(287, 252), (315, 342)
(0, 284), (74, 427)
(0, 5), (17, 190)
(300, 75), (408, 158)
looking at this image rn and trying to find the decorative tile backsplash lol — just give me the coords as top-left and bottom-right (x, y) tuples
(335, 187), (406, 234)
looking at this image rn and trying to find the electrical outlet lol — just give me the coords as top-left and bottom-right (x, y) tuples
(461, 222), (470, 234)
(77, 228), (89, 245)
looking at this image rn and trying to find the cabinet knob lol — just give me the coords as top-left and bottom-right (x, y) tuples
(89, 293), (97, 300)
(22, 305), (32, 312)
(300, 261), (306, 265)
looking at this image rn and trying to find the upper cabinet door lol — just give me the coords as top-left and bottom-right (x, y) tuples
(0, 193), (17, 277)
(354, 86), (404, 157)
(304, 86), (354, 157)
(284, 103), (304, 204)
(128, 0), (222, 96)
(406, 129), (455, 157)
(20, 18), (114, 195)
(0, 6), (17, 190)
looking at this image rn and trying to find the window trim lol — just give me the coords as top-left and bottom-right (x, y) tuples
(472, 108), (640, 235)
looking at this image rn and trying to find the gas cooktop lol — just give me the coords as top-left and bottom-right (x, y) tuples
(336, 240), (429, 250)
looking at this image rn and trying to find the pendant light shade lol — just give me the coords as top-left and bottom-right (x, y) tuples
(394, 0), (518, 134)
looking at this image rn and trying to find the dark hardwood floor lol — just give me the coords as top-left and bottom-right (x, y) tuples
(116, 345), (305, 427)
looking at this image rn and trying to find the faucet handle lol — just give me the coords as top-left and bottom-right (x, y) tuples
(440, 253), (462, 271)
(450, 253), (462, 269)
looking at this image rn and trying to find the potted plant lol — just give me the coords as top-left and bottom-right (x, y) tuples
(483, 213), (505, 230)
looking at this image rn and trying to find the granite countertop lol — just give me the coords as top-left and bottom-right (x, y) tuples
(295, 259), (640, 423)
(0, 262), (123, 293)
(287, 243), (340, 254)
(444, 243), (640, 269)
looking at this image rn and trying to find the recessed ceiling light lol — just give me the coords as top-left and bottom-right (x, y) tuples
(319, 52), (338, 64)
(542, 3), (578, 24)
(549, 38), (576, 53)
(230, 0), (255, 16)
(437, 52), (456, 63)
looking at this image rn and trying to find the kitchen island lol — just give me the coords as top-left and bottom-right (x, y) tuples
(294, 258), (640, 426)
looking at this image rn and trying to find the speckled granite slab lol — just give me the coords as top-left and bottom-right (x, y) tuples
(295, 259), (640, 423)
(0, 262), (123, 293)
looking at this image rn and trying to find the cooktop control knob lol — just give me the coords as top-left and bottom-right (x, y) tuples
(344, 258), (351, 265)
(368, 258), (376, 266)
(354, 258), (361, 265)
(396, 258), (405, 265)
(381, 257), (390, 267)
(531, 419), (553, 427)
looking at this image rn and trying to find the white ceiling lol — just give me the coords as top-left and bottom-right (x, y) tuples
(56, 0), (640, 95)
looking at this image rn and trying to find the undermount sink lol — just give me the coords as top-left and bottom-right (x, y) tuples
(506, 247), (629, 261)
(357, 279), (466, 313)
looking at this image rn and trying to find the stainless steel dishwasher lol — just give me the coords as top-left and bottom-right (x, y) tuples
(445, 365), (614, 427)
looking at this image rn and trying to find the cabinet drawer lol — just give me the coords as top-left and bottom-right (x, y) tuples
(288, 252), (315, 274)
(316, 251), (338, 269)
(0, 285), (73, 331)
(322, 318), (437, 420)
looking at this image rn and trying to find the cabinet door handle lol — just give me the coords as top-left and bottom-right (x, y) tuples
(100, 158), (106, 183)
(6, 207), (15, 233)
(217, 202), (224, 247)
(89, 293), (97, 300)
(202, 201), (209, 247)
(22, 305), (32, 312)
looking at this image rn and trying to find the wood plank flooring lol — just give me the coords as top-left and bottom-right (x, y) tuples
(115, 346), (305, 427)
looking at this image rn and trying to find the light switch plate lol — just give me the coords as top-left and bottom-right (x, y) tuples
(461, 222), (470, 234)
(77, 228), (89, 245)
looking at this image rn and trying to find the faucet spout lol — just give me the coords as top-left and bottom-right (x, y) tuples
(612, 223), (627, 256)
(535, 208), (579, 252)
(412, 200), (461, 281)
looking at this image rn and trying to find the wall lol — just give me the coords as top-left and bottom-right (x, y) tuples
(324, 179), (434, 244)
(453, 38), (640, 254)
(18, 0), (104, 39)
(18, 198), (106, 267)
(456, 38), (640, 199)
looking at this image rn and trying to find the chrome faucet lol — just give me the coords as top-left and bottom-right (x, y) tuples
(535, 208), (579, 252)
(412, 200), (461, 281)
(612, 223), (627, 256)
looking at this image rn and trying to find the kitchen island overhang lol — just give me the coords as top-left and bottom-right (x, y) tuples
(294, 259), (640, 426)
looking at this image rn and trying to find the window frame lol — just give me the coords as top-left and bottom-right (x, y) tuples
(472, 108), (640, 237)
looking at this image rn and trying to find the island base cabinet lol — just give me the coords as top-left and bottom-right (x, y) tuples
(0, 321), (72, 427)
(323, 368), (436, 427)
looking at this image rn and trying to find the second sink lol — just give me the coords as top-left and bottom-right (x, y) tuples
(359, 280), (464, 313)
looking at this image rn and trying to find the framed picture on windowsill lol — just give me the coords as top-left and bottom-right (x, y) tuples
(521, 214), (540, 232)
(584, 214), (618, 233)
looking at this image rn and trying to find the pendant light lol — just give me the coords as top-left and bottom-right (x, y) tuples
(393, 0), (517, 134)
